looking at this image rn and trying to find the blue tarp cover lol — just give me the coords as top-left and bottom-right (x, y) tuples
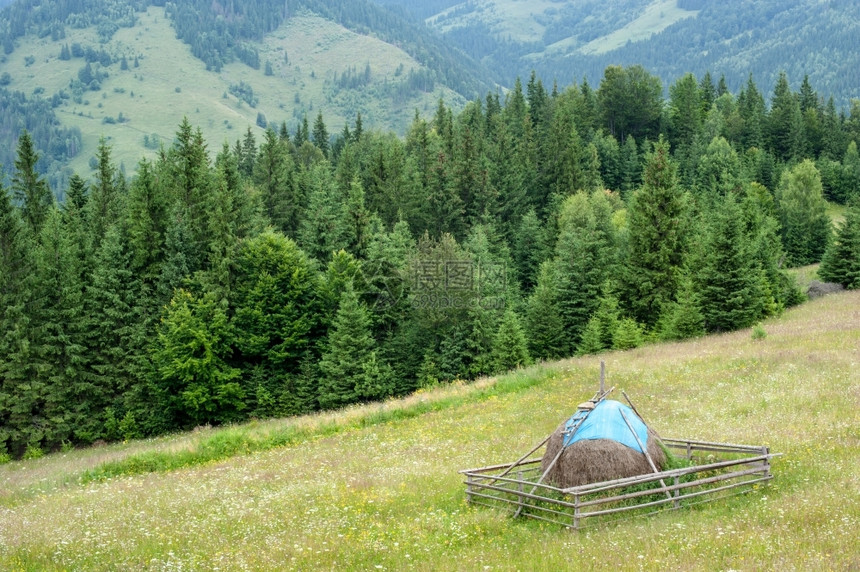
(562, 399), (649, 453)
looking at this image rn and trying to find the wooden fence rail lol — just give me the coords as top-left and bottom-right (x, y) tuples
(460, 438), (777, 529)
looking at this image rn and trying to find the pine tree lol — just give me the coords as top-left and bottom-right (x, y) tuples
(576, 289), (620, 355)
(12, 130), (53, 236)
(88, 137), (122, 248)
(612, 318), (645, 350)
(657, 272), (705, 340)
(694, 194), (764, 333)
(318, 283), (375, 409)
(553, 191), (617, 352)
(491, 309), (531, 372)
(0, 180), (36, 455)
(818, 198), (860, 289)
(126, 158), (168, 279)
(312, 111), (330, 158)
(254, 128), (299, 234)
(623, 138), (687, 326)
(31, 209), (87, 448)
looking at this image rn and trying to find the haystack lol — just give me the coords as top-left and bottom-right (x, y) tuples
(540, 399), (666, 489)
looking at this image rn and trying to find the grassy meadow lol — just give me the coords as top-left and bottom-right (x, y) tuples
(1, 290), (859, 570)
(577, 0), (699, 55)
(2, 5), (457, 177)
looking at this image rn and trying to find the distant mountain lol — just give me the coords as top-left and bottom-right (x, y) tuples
(380, 0), (860, 107)
(0, 0), (492, 188)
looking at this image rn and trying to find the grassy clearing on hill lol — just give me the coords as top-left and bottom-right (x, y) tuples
(1, 291), (859, 570)
(2, 6), (455, 178)
(577, 0), (699, 55)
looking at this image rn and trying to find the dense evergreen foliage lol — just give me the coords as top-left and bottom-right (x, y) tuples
(3, 64), (857, 459)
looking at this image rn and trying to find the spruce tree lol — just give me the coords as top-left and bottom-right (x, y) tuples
(126, 159), (168, 280)
(818, 198), (860, 289)
(32, 209), (87, 448)
(576, 318), (605, 356)
(612, 318), (645, 350)
(576, 289), (620, 355)
(231, 231), (322, 382)
(81, 225), (139, 441)
(657, 272), (705, 340)
(254, 128), (300, 234)
(623, 138), (687, 326)
(0, 180), (36, 455)
(767, 72), (806, 162)
(318, 283), (375, 410)
(512, 208), (548, 292)
(694, 194), (764, 333)
(312, 111), (330, 158)
(491, 309), (531, 372)
(553, 191), (617, 352)
(298, 162), (348, 262)
(11, 130), (53, 236)
(356, 351), (395, 402)
(88, 138), (123, 248)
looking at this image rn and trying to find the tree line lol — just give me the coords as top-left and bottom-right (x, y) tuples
(2, 65), (860, 459)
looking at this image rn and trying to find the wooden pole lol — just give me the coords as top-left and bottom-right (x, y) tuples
(513, 440), (566, 518)
(619, 409), (673, 501)
(600, 361), (605, 394)
(492, 434), (551, 481)
(622, 390), (667, 446)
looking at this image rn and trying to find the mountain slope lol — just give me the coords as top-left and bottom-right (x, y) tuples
(0, 0), (489, 187)
(395, 0), (860, 107)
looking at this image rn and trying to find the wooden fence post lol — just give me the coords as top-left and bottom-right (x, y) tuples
(673, 475), (681, 509)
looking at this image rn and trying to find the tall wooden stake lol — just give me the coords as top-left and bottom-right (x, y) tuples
(619, 409), (673, 501)
(600, 361), (605, 394)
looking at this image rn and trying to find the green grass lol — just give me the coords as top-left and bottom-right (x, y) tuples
(578, 0), (699, 55)
(2, 6), (459, 178)
(827, 201), (848, 225)
(2, 291), (860, 570)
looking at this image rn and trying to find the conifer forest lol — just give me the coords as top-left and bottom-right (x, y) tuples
(3, 64), (860, 459)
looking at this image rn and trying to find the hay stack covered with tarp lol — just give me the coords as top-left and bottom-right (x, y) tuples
(541, 399), (666, 488)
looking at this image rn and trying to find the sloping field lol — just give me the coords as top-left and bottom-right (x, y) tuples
(2, 6), (455, 177)
(1, 291), (859, 570)
(576, 0), (698, 55)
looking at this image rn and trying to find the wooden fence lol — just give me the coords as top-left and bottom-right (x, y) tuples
(460, 438), (777, 529)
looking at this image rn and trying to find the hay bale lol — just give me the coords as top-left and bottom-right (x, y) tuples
(540, 422), (667, 489)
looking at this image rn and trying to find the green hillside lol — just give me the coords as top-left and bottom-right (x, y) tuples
(410, 0), (860, 107)
(1, 290), (858, 569)
(0, 0), (487, 186)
